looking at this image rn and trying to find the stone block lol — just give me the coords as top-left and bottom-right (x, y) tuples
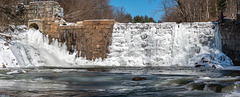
(83, 20), (115, 25)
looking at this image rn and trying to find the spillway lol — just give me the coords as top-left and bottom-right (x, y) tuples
(106, 22), (232, 67)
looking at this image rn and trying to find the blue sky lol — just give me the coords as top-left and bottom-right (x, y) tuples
(110, 0), (163, 21)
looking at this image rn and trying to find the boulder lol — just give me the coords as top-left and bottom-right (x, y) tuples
(2, 64), (6, 68)
(132, 77), (147, 81)
(195, 65), (205, 68)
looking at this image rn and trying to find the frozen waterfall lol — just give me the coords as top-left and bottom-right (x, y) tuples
(0, 22), (233, 68)
(107, 22), (232, 67)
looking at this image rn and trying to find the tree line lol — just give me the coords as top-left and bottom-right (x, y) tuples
(114, 7), (156, 23)
(2, 0), (239, 25)
(0, 0), (157, 26)
(0, 0), (22, 26)
(53, 0), (156, 23)
(160, 0), (240, 22)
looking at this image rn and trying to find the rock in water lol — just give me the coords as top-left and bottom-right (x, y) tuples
(195, 65), (205, 68)
(53, 69), (62, 73)
(186, 82), (205, 90)
(4, 43), (8, 46)
(212, 65), (217, 69)
(2, 64), (6, 68)
(132, 77), (147, 81)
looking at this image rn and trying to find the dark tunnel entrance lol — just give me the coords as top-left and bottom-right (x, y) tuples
(29, 23), (39, 30)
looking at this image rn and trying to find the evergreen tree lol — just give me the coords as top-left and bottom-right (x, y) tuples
(133, 16), (144, 23)
(148, 17), (156, 23)
(133, 15), (155, 23)
(144, 15), (149, 22)
(218, 0), (227, 12)
(139, 16), (145, 23)
(125, 14), (132, 23)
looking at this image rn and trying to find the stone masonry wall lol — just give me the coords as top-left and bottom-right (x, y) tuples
(76, 20), (114, 60)
(45, 20), (115, 60)
(25, 1), (115, 60)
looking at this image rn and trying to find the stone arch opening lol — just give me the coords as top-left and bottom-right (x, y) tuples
(29, 23), (39, 30)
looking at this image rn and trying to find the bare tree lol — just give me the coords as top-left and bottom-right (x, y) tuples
(160, 0), (232, 22)
(114, 7), (133, 23)
(0, 0), (24, 26)
(0, 0), (131, 25)
(58, 0), (114, 22)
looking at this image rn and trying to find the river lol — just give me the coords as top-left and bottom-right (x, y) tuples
(0, 67), (239, 97)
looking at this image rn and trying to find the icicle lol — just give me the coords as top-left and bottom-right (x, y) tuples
(214, 22), (222, 51)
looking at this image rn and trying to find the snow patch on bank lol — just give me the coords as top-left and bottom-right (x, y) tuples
(0, 39), (19, 68)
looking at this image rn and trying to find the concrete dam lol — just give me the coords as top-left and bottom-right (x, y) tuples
(18, 1), (236, 67)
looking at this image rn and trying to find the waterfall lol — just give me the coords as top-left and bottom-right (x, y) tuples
(108, 23), (174, 66)
(108, 22), (232, 67)
(214, 23), (222, 51)
(2, 22), (232, 68)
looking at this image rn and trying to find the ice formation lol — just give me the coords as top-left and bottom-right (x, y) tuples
(0, 22), (233, 68)
(107, 22), (233, 67)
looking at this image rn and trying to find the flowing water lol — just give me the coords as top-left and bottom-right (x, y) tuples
(0, 67), (240, 97)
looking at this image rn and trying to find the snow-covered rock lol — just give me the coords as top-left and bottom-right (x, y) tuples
(6, 70), (19, 75)
(189, 49), (233, 68)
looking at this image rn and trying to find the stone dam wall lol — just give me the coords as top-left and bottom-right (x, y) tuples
(45, 20), (114, 60)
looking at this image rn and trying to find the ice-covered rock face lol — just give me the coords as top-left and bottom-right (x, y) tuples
(108, 22), (233, 67)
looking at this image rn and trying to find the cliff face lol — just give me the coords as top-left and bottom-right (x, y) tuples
(220, 22), (240, 66)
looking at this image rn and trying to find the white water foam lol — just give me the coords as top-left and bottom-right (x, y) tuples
(225, 91), (240, 97)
